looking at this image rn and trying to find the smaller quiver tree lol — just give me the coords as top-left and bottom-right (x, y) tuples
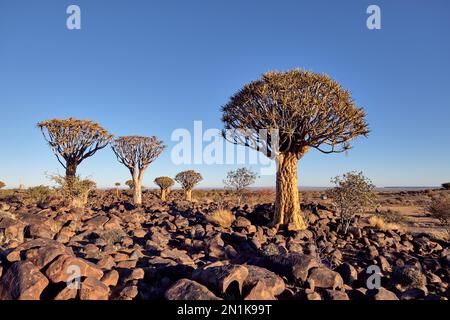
(175, 170), (203, 202)
(154, 176), (175, 201)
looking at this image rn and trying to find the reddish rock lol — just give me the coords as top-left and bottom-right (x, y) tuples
(192, 263), (249, 295)
(118, 285), (139, 300)
(244, 281), (276, 300)
(160, 248), (195, 267)
(79, 277), (109, 300)
(97, 255), (116, 270)
(54, 287), (78, 300)
(291, 254), (320, 282)
(308, 267), (344, 290)
(46, 254), (103, 283)
(244, 265), (285, 296)
(101, 270), (119, 287)
(165, 279), (221, 300)
(367, 288), (399, 300)
(0, 261), (49, 300)
(0, 218), (25, 243)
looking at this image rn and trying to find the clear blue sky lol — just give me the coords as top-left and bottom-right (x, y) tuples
(0, 0), (449, 188)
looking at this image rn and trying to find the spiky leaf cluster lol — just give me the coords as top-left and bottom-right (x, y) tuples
(111, 136), (165, 174)
(154, 176), (175, 189)
(222, 69), (369, 158)
(37, 118), (112, 169)
(175, 170), (203, 190)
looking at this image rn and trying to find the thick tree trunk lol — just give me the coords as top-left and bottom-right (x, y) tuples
(185, 189), (192, 202)
(133, 172), (143, 206)
(65, 160), (77, 190)
(160, 188), (167, 201)
(65, 161), (77, 179)
(273, 152), (307, 231)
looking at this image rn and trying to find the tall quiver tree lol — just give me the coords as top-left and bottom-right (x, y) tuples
(37, 118), (112, 185)
(221, 69), (369, 231)
(112, 136), (165, 206)
(154, 177), (175, 201)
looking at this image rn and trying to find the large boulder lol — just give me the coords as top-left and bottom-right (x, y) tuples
(192, 263), (249, 295)
(165, 279), (221, 300)
(308, 267), (344, 290)
(0, 261), (49, 300)
(79, 277), (110, 300)
(243, 265), (285, 296)
(45, 254), (103, 283)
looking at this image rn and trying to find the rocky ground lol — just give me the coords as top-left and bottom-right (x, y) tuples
(0, 190), (448, 300)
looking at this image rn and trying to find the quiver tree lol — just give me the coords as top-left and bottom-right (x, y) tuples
(125, 180), (134, 190)
(37, 118), (112, 186)
(112, 136), (165, 206)
(223, 168), (258, 206)
(221, 69), (369, 231)
(114, 182), (121, 197)
(175, 170), (203, 201)
(154, 176), (175, 201)
(0, 181), (5, 189)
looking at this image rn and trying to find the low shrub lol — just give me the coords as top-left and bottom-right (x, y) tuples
(427, 196), (450, 226)
(23, 185), (54, 207)
(49, 174), (96, 208)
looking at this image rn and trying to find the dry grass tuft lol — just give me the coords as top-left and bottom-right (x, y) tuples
(205, 209), (235, 228)
(368, 215), (404, 232)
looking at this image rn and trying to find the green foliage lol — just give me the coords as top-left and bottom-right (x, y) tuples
(327, 171), (376, 233)
(223, 168), (258, 205)
(49, 174), (96, 207)
(22, 185), (54, 206)
(115, 182), (121, 187)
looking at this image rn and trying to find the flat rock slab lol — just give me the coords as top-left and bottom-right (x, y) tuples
(165, 279), (221, 300)
(192, 264), (249, 295)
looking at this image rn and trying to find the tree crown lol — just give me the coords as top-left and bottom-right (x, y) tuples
(112, 136), (165, 173)
(37, 118), (112, 168)
(224, 168), (257, 191)
(175, 170), (203, 190)
(326, 171), (376, 219)
(154, 176), (175, 189)
(222, 69), (369, 158)
(125, 180), (134, 189)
